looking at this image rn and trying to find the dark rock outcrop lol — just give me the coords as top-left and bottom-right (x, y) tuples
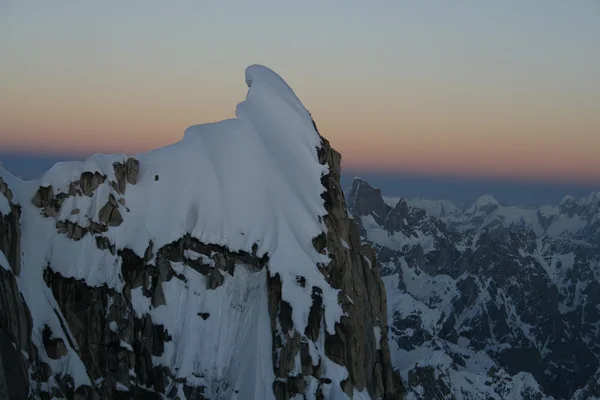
(0, 181), (56, 399)
(0, 266), (32, 400)
(316, 134), (403, 399)
(267, 124), (403, 399)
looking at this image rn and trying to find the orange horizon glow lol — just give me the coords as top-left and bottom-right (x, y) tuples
(3, 127), (599, 186)
(2, 85), (599, 186)
(1, 2), (599, 187)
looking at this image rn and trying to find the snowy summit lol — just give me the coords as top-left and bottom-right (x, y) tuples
(0, 66), (402, 399)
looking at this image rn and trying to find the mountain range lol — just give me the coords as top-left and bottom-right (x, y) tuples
(347, 177), (600, 399)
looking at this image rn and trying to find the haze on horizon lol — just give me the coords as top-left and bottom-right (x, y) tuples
(1, 1), (599, 190)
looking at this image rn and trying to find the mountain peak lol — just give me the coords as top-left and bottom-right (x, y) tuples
(0, 67), (402, 399)
(347, 177), (391, 224)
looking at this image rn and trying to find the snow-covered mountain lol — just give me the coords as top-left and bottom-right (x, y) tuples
(348, 178), (600, 400)
(0, 66), (403, 399)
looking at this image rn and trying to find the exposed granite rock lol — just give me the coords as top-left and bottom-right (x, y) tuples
(0, 200), (21, 275)
(29, 164), (137, 237)
(41, 247), (178, 398)
(3, 182), (227, 399)
(56, 220), (89, 240)
(26, 233), (272, 398)
(310, 122), (402, 398)
(80, 171), (106, 197)
(0, 192), (68, 400)
(126, 158), (140, 185)
(0, 177), (12, 202)
(265, 124), (404, 399)
(0, 267), (31, 400)
(32, 185), (54, 209)
(112, 157), (140, 194)
(99, 194), (123, 226)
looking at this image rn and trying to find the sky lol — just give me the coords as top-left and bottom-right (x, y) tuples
(1, 1), (599, 204)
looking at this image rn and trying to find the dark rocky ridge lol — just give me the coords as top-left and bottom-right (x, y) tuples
(267, 122), (403, 399)
(313, 126), (403, 398)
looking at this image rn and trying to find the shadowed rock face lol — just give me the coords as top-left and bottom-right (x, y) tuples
(0, 184), (57, 400)
(317, 136), (403, 399)
(0, 123), (403, 399)
(266, 122), (403, 399)
(0, 267), (31, 400)
(0, 181), (21, 275)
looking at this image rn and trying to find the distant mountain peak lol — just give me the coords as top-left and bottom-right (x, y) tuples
(466, 194), (501, 215)
(474, 193), (500, 206)
(347, 177), (391, 225)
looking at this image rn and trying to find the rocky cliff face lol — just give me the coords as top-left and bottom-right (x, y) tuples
(313, 132), (402, 398)
(0, 66), (402, 399)
(349, 178), (600, 400)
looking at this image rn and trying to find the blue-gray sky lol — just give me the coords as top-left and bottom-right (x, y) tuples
(1, 0), (599, 204)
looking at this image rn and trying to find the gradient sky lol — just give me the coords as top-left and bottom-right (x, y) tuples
(1, 0), (599, 186)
